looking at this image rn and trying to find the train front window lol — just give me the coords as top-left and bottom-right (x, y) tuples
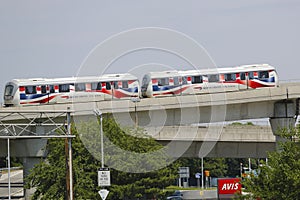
(5, 85), (14, 96)
(259, 71), (269, 79)
(25, 86), (37, 94)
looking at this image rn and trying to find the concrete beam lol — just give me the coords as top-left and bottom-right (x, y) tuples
(158, 140), (275, 158)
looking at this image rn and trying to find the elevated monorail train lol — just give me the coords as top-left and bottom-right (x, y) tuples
(141, 64), (278, 97)
(3, 73), (139, 106)
(3, 64), (278, 106)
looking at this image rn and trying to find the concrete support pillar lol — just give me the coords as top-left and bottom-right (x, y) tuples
(269, 100), (297, 144)
(23, 125), (47, 200)
(23, 157), (43, 200)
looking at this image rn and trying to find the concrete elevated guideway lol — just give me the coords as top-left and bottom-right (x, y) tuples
(146, 124), (275, 158)
(1, 82), (299, 129)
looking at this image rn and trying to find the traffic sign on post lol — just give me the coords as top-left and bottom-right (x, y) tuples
(98, 168), (111, 187)
(179, 167), (190, 178)
(98, 189), (109, 200)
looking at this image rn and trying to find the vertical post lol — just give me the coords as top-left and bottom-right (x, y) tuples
(65, 139), (70, 200)
(100, 112), (104, 168)
(240, 163), (243, 178)
(67, 111), (73, 200)
(201, 157), (204, 190)
(131, 97), (140, 128)
(248, 158), (251, 173)
(7, 138), (11, 200)
(135, 102), (138, 128)
(94, 109), (104, 168)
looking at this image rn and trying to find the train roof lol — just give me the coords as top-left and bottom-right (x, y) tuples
(7, 73), (138, 86)
(143, 64), (275, 78)
(180, 64), (275, 76)
(144, 70), (182, 78)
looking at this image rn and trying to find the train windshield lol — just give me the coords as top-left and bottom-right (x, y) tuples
(4, 85), (14, 96)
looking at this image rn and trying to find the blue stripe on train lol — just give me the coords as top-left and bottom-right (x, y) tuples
(152, 85), (181, 91)
(20, 93), (49, 100)
(256, 77), (275, 83)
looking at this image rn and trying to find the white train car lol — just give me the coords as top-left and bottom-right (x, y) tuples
(141, 70), (185, 97)
(4, 73), (139, 106)
(141, 64), (279, 98)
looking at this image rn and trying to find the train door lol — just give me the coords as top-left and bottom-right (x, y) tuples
(40, 85), (49, 104)
(104, 81), (112, 100)
(141, 74), (151, 97)
(247, 71), (255, 89)
(173, 76), (181, 95)
(114, 81), (125, 99)
(48, 85), (58, 103)
(191, 75), (203, 94)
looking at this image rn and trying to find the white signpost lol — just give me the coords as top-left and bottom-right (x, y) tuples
(98, 168), (111, 187)
(98, 189), (109, 200)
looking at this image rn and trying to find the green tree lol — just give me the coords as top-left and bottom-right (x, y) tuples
(240, 127), (300, 199)
(26, 117), (179, 199)
(204, 158), (227, 177)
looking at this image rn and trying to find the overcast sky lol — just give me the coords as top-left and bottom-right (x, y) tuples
(0, 0), (299, 101)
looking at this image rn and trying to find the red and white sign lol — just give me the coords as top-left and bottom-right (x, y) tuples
(218, 178), (241, 197)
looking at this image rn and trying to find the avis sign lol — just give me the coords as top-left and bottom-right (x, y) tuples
(217, 178), (241, 199)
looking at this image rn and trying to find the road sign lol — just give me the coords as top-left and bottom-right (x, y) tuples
(98, 189), (109, 200)
(98, 168), (111, 187)
(179, 167), (190, 178)
(195, 172), (201, 179)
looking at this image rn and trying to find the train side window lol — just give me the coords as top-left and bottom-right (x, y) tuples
(59, 84), (70, 92)
(173, 77), (180, 85)
(25, 86), (37, 94)
(158, 78), (169, 86)
(106, 82), (111, 90)
(113, 81), (119, 89)
(259, 71), (269, 79)
(224, 73), (236, 81)
(122, 81), (128, 88)
(192, 76), (203, 84)
(41, 85), (47, 94)
(75, 83), (86, 91)
(248, 72), (254, 79)
(91, 82), (102, 90)
(240, 73), (246, 80)
(208, 74), (219, 82)
(49, 85), (55, 93)
(182, 77), (188, 85)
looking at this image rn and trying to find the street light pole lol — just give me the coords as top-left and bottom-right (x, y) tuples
(94, 109), (104, 168)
